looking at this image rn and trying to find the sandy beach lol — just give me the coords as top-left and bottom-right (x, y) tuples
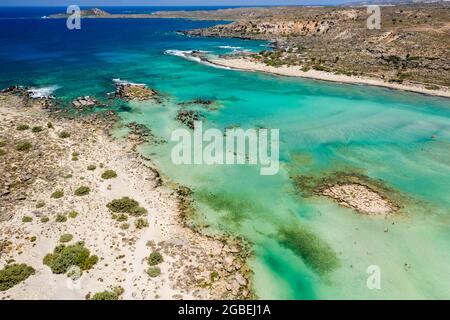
(0, 91), (252, 300)
(208, 56), (450, 98)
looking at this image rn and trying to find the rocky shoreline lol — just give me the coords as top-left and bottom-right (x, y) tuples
(0, 88), (254, 300)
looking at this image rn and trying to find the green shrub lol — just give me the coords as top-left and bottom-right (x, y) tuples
(107, 197), (139, 213)
(15, 142), (32, 152)
(0, 141), (5, 147)
(43, 242), (98, 274)
(128, 206), (147, 217)
(40, 216), (50, 223)
(87, 165), (96, 171)
(59, 234), (73, 243)
(0, 263), (35, 291)
(68, 211), (79, 219)
(90, 290), (119, 300)
(47, 122), (53, 129)
(31, 126), (43, 133)
(16, 124), (30, 131)
(51, 190), (64, 199)
(135, 218), (149, 229)
(146, 267), (161, 278)
(35, 201), (45, 209)
(55, 214), (67, 223)
(58, 131), (71, 139)
(148, 251), (163, 266)
(120, 223), (130, 230)
(0, 149), (5, 156)
(101, 170), (117, 180)
(74, 186), (90, 196)
(116, 214), (128, 222)
(425, 85), (440, 90)
(22, 216), (32, 223)
(301, 65), (311, 72)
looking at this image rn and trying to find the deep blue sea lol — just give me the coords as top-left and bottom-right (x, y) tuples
(0, 6), (449, 299)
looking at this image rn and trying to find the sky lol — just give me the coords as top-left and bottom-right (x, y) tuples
(0, 0), (356, 7)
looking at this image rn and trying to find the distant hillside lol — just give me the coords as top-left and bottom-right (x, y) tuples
(343, 0), (448, 5)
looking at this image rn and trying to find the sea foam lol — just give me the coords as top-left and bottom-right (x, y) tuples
(164, 50), (231, 70)
(27, 85), (60, 99)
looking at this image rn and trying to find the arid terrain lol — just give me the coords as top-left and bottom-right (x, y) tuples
(0, 90), (252, 300)
(172, 4), (450, 90)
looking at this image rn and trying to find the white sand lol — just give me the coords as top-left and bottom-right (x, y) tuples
(208, 57), (450, 98)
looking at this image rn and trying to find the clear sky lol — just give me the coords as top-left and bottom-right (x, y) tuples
(0, 0), (356, 7)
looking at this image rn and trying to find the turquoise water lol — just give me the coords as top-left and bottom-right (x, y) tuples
(1, 10), (449, 299)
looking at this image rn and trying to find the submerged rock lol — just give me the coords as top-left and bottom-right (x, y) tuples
(176, 110), (204, 129)
(178, 99), (220, 111)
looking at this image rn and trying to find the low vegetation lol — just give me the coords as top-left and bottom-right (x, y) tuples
(146, 267), (161, 278)
(87, 165), (96, 171)
(58, 131), (71, 139)
(35, 201), (45, 209)
(16, 124), (29, 131)
(106, 197), (147, 216)
(40, 216), (50, 223)
(15, 142), (32, 152)
(31, 126), (43, 133)
(43, 242), (98, 275)
(135, 218), (149, 229)
(55, 214), (67, 223)
(89, 287), (123, 300)
(120, 223), (130, 230)
(59, 234), (73, 243)
(74, 186), (90, 196)
(51, 190), (64, 199)
(0, 263), (35, 291)
(22, 216), (32, 223)
(71, 152), (79, 161)
(148, 251), (163, 266)
(101, 169), (117, 179)
(68, 211), (79, 219)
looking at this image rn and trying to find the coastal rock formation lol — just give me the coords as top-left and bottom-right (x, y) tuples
(292, 172), (400, 215)
(113, 80), (158, 101)
(176, 110), (204, 129)
(1, 86), (55, 109)
(321, 183), (395, 215)
(72, 96), (100, 110)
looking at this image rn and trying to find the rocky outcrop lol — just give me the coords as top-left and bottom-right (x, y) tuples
(71, 96), (100, 110)
(113, 80), (158, 101)
(321, 183), (396, 215)
(1, 86), (54, 110)
(176, 110), (204, 129)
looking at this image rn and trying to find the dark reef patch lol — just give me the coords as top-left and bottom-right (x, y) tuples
(278, 224), (340, 275)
